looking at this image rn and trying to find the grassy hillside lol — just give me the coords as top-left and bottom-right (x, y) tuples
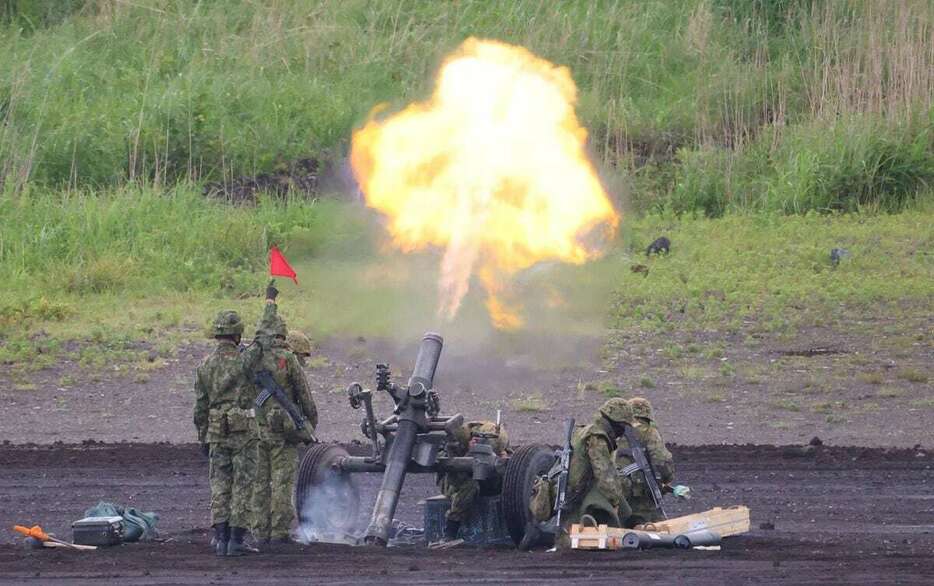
(1, 0), (932, 213)
(0, 1), (932, 361)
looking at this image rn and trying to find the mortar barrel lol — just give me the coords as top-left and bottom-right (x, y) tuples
(407, 332), (443, 390)
(363, 418), (419, 545)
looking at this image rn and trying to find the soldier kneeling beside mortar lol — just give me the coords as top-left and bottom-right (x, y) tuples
(432, 420), (510, 548)
(525, 399), (635, 549)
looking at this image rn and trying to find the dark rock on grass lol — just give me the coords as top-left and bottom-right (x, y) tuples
(202, 157), (320, 204)
(646, 236), (671, 256)
(830, 247), (851, 267)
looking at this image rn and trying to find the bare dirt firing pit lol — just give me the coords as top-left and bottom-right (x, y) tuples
(0, 443), (931, 585)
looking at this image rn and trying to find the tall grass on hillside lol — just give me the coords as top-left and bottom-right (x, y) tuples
(670, 116), (934, 215)
(0, 185), (357, 307)
(0, 0), (931, 213)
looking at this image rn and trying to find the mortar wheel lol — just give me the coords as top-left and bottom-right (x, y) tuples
(293, 444), (359, 534)
(502, 444), (555, 545)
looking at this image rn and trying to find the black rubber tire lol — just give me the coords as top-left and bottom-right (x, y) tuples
(501, 444), (555, 545)
(293, 444), (359, 534)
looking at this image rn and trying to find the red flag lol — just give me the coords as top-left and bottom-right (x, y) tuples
(269, 245), (298, 284)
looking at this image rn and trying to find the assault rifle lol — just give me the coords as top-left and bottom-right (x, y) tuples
(551, 418), (575, 529)
(254, 369), (307, 432)
(620, 426), (667, 519)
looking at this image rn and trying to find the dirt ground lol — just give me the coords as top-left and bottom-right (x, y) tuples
(1, 307), (931, 447)
(0, 305), (930, 583)
(0, 442), (931, 585)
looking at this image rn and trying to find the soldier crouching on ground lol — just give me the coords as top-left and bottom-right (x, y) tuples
(526, 398), (635, 549)
(193, 310), (259, 556)
(618, 397), (674, 526)
(432, 421), (510, 549)
(250, 282), (318, 544)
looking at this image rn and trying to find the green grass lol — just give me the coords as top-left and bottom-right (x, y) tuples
(876, 386), (903, 399)
(0, 190), (928, 370)
(510, 393), (550, 413)
(0, 2), (932, 366)
(896, 368), (929, 384)
(0, 1), (931, 214)
(771, 398), (801, 412)
(857, 372), (884, 385)
(0, 186), (365, 325)
(609, 209), (934, 330)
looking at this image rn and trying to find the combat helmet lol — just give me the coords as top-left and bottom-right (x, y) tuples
(468, 421), (509, 454)
(629, 397), (653, 421)
(212, 310), (244, 337)
(599, 398), (634, 425)
(287, 330), (312, 356)
(257, 315), (288, 339)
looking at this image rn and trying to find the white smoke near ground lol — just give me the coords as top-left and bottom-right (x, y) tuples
(294, 474), (363, 546)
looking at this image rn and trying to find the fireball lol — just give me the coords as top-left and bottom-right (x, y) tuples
(351, 38), (619, 329)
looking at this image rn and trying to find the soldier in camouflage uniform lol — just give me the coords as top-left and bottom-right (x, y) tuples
(286, 330), (312, 366)
(617, 397), (674, 526)
(250, 285), (318, 544)
(432, 421), (509, 548)
(563, 399), (634, 530)
(525, 398), (634, 549)
(193, 310), (259, 556)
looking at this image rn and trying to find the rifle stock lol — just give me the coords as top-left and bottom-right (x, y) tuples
(622, 425), (667, 519)
(552, 417), (575, 529)
(254, 369), (307, 431)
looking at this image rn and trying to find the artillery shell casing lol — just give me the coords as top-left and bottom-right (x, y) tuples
(622, 531), (677, 549)
(673, 530), (722, 549)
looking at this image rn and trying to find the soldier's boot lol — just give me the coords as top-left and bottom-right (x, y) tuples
(226, 527), (258, 556)
(517, 520), (542, 551)
(429, 520), (464, 549)
(212, 522), (229, 557)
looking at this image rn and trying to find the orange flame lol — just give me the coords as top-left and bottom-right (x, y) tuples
(351, 38), (619, 329)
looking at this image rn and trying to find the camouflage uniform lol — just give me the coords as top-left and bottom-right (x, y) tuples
(438, 421), (509, 529)
(617, 397), (674, 526)
(250, 304), (318, 542)
(286, 330), (312, 367)
(530, 399), (633, 548)
(193, 311), (259, 555)
(563, 401), (633, 529)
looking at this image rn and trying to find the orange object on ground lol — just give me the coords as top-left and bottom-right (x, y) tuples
(14, 525), (50, 541)
(13, 524), (96, 550)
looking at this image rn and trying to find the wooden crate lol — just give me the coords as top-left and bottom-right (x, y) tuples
(635, 506), (750, 537)
(570, 506), (750, 550)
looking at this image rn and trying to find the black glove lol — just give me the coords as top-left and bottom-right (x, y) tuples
(200, 443), (210, 458)
(266, 279), (279, 301)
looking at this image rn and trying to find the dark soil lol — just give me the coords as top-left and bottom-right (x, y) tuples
(0, 443), (931, 585)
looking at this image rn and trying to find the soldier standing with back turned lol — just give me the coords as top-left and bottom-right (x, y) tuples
(251, 282), (318, 544)
(193, 310), (259, 556)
